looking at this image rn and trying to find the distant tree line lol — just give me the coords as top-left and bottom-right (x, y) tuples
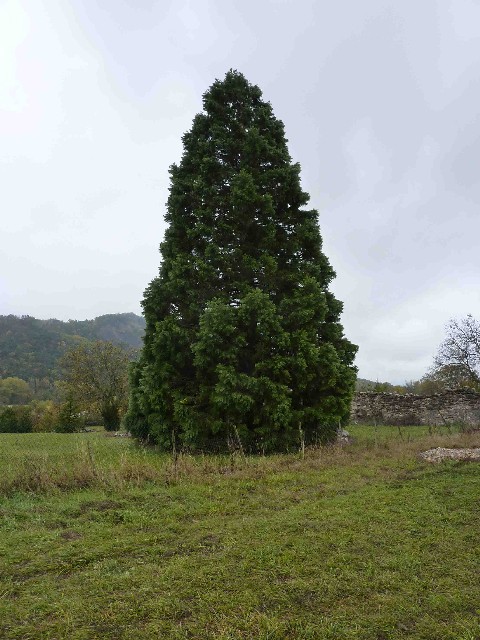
(0, 340), (133, 433)
(0, 398), (87, 434)
(356, 377), (446, 395)
(0, 312), (144, 399)
(0, 313), (142, 433)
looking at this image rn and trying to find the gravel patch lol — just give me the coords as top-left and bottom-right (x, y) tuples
(420, 447), (480, 463)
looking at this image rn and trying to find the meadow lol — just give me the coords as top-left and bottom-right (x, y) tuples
(1, 425), (479, 639)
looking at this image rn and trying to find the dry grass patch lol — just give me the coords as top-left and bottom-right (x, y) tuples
(0, 426), (479, 496)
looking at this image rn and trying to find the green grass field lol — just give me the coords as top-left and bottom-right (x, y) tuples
(1, 426), (479, 639)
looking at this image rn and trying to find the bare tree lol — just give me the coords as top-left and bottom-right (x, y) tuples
(430, 315), (480, 390)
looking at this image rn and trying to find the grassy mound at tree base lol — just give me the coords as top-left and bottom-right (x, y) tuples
(1, 425), (479, 639)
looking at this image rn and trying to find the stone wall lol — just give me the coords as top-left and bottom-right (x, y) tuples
(351, 390), (480, 427)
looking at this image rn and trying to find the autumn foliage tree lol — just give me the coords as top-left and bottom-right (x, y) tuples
(126, 71), (357, 452)
(60, 341), (131, 430)
(0, 377), (32, 405)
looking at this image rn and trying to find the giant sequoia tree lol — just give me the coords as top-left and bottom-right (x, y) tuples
(126, 71), (357, 452)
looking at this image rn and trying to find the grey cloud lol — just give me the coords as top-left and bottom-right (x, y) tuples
(1, 0), (479, 384)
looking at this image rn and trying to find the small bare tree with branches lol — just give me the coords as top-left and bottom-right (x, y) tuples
(430, 315), (480, 390)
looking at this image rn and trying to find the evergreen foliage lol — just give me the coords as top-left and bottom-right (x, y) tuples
(126, 71), (357, 452)
(0, 406), (33, 433)
(55, 396), (84, 433)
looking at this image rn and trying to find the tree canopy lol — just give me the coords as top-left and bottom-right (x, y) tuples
(60, 341), (132, 430)
(126, 70), (357, 452)
(0, 377), (32, 405)
(429, 315), (480, 390)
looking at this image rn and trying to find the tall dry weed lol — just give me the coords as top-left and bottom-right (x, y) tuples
(1, 427), (478, 496)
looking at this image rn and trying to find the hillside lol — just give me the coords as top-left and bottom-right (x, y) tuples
(0, 313), (145, 382)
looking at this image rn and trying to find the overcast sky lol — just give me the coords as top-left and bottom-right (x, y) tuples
(1, 0), (479, 383)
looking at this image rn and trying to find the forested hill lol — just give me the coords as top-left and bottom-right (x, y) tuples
(0, 313), (145, 382)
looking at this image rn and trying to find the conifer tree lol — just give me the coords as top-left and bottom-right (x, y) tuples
(126, 71), (357, 452)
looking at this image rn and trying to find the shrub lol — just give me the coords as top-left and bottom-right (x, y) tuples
(31, 401), (60, 433)
(55, 397), (84, 433)
(0, 406), (33, 433)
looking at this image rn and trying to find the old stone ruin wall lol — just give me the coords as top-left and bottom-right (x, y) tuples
(351, 390), (480, 427)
